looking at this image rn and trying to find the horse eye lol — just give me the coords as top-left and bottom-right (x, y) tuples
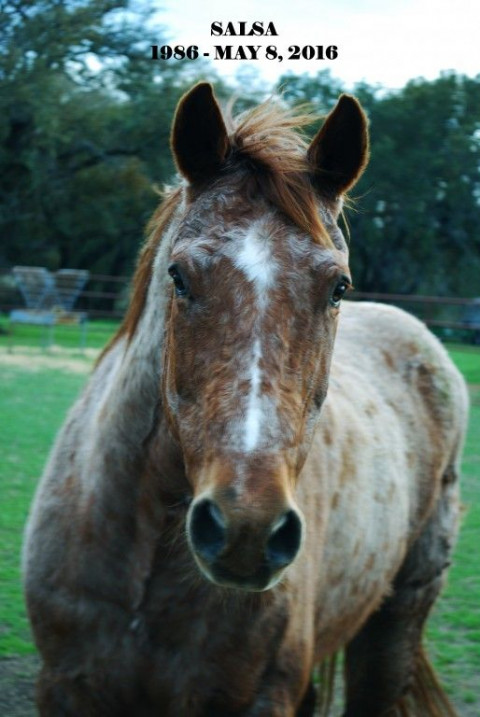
(168, 264), (188, 297)
(330, 279), (350, 307)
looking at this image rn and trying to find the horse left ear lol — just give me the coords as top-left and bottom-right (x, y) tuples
(308, 94), (369, 197)
(171, 82), (230, 185)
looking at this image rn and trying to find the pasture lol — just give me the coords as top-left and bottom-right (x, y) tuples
(0, 326), (478, 714)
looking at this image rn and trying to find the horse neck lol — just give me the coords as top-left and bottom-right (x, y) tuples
(82, 206), (185, 527)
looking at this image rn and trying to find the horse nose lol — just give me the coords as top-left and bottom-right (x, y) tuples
(188, 496), (303, 573)
(266, 509), (303, 570)
(188, 498), (227, 562)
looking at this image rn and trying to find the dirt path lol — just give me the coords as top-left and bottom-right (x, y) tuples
(0, 656), (38, 717)
(1, 655), (477, 716)
(0, 345), (98, 374)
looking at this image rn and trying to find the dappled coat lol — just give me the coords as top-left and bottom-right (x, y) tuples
(23, 83), (468, 717)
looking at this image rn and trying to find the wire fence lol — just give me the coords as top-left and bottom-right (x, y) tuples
(350, 291), (480, 342)
(1, 267), (479, 344)
(0, 268), (127, 317)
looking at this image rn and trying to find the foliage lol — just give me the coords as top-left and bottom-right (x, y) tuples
(1, 7), (479, 297)
(0, 0), (214, 275)
(278, 70), (480, 296)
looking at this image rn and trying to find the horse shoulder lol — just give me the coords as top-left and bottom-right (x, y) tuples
(296, 301), (468, 654)
(23, 342), (129, 601)
(335, 301), (468, 468)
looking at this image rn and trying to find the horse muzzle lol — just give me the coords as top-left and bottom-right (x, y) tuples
(186, 495), (304, 591)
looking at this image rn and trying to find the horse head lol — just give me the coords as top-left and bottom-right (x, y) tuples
(162, 83), (369, 591)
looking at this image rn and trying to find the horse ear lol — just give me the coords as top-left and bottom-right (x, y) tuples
(171, 82), (229, 185)
(308, 94), (369, 197)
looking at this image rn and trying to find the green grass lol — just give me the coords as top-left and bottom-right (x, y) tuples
(0, 337), (479, 710)
(448, 343), (480, 384)
(425, 346), (480, 708)
(0, 316), (118, 351)
(0, 318), (119, 654)
(0, 364), (90, 654)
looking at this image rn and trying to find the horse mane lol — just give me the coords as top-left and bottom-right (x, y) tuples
(107, 98), (333, 350)
(98, 187), (182, 355)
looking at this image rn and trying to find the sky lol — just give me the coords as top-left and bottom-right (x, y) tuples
(152, 0), (479, 91)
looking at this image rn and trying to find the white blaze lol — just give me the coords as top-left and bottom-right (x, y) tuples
(230, 222), (278, 453)
(234, 224), (276, 302)
(244, 339), (263, 452)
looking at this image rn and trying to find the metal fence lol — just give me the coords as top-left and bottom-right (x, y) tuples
(0, 267), (128, 320)
(350, 291), (480, 342)
(1, 267), (479, 343)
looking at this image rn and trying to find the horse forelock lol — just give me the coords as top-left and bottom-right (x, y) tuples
(226, 99), (333, 248)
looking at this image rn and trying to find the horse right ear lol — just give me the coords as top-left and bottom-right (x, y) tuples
(308, 94), (369, 198)
(171, 83), (230, 185)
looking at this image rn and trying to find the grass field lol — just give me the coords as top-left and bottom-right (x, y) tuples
(0, 316), (119, 352)
(0, 330), (479, 711)
(425, 345), (480, 708)
(0, 319), (119, 655)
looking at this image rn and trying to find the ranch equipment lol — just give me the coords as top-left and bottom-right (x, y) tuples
(9, 266), (89, 348)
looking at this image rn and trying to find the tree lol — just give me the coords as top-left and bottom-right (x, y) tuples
(351, 72), (480, 296)
(0, 0), (200, 276)
(277, 70), (480, 296)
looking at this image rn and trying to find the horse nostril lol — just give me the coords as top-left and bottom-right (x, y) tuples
(266, 509), (303, 570)
(188, 499), (227, 562)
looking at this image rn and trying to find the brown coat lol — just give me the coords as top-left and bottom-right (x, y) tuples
(23, 83), (468, 716)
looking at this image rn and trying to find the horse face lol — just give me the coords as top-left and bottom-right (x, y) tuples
(162, 84), (368, 591)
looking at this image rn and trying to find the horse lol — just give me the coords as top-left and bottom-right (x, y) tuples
(23, 82), (469, 716)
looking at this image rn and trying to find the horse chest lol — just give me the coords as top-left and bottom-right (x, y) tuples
(131, 560), (291, 713)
